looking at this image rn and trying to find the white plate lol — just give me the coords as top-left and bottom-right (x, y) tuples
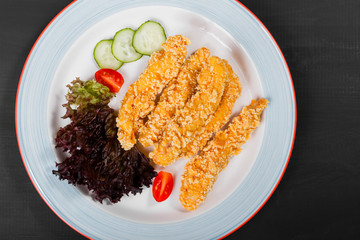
(16, 0), (296, 239)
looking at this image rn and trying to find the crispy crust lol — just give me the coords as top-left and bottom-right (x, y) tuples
(138, 47), (211, 147)
(116, 35), (190, 150)
(150, 56), (229, 166)
(179, 98), (269, 211)
(180, 60), (242, 158)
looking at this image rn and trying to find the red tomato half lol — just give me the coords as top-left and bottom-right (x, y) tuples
(95, 68), (124, 93)
(152, 171), (174, 202)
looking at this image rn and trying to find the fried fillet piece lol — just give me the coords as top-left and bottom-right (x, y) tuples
(116, 35), (190, 150)
(181, 61), (242, 158)
(138, 47), (211, 147)
(179, 98), (269, 211)
(150, 56), (229, 166)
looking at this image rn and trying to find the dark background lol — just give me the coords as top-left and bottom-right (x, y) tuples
(1, 0), (359, 239)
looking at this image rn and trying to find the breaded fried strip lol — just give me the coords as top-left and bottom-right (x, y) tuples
(120, 50), (165, 106)
(181, 61), (242, 158)
(150, 56), (228, 166)
(179, 98), (269, 211)
(138, 47), (211, 147)
(116, 35), (190, 150)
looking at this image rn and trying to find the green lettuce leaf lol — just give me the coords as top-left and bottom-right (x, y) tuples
(62, 78), (115, 118)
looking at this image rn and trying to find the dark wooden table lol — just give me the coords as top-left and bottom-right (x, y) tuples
(1, 0), (359, 239)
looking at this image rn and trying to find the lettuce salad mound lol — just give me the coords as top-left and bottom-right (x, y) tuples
(53, 78), (157, 203)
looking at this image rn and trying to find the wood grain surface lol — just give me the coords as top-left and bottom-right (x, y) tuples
(1, 0), (359, 239)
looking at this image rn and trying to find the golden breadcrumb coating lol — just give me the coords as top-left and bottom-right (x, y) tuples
(138, 47), (211, 147)
(181, 60), (242, 158)
(116, 35), (190, 150)
(150, 56), (228, 166)
(179, 98), (269, 211)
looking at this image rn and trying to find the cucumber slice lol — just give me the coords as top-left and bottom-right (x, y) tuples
(93, 39), (123, 70)
(112, 28), (142, 63)
(132, 21), (166, 55)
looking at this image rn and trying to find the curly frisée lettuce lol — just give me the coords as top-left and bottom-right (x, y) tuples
(53, 78), (157, 203)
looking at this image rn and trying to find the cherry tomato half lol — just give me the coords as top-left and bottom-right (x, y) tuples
(152, 171), (174, 202)
(95, 68), (124, 93)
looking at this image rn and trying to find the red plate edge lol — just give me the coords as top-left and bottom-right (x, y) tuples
(14, 1), (297, 240)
